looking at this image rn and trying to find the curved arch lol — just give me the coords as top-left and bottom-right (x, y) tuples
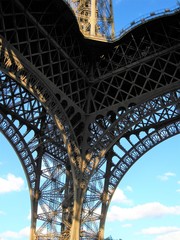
(0, 112), (36, 189)
(90, 87), (180, 154)
(0, 36), (74, 137)
(0, 73), (71, 238)
(0, 35), (83, 206)
(0, 22), (88, 240)
(0, 2), (179, 240)
(78, 55), (180, 239)
(110, 120), (180, 199)
(0, 0), (89, 113)
(85, 120), (180, 238)
(0, 111), (38, 238)
(106, 136), (180, 239)
(0, 30), (101, 238)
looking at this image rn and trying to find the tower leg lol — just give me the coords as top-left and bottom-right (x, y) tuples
(90, 0), (96, 36)
(98, 154), (112, 240)
(98, 210), (107, 240)
(70, 187), (85, 240)
(70, 201), (81, 240)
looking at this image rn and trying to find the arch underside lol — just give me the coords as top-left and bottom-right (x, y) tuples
(0, 75), (179, 239)
(0, 1), (180, 239)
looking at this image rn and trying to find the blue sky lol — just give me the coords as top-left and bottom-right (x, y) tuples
(113, 0), (179, 33)
(0, 0), (180, 240)
(0, 135), (180, 240)
(0, 134), (30, 240)
(105, 134), (180, 240)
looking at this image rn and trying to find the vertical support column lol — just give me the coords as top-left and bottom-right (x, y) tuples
(30, 150), (42, 240)
(61, 164), (72, 232)
(64, 140), (87, 240)
(98, 152), (113, 240)
(110, 0), (115, 38)
(90, 0), (96, 36)
(69, 183), (86, 240)
(30, 189), (39, 240)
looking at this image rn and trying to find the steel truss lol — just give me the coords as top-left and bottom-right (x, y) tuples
(0, 0), (180, 240)
(65, 0), (114, 40)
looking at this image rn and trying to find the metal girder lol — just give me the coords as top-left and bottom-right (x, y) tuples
(65, 0), (114, 40)
(0, 1), (180, 240)
(86, 18), (180, 112)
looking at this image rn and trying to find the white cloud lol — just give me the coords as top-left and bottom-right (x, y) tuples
(0, 227), (30, 239)
(138, 226), (180, 235)
(157, 172), (176, 181)
(177, 181), (180, 184)
(111, 188), (133, 205)
(0, 210), (5, 216)
(125, 185), (133, 192)
(107, 202), (180, 222)
(137, 226), (180, 240)
(155, 231), (180, 240)
(122, 223), (132, 228)
(0, 173), (24, 194)
(176, 189), (180, 193)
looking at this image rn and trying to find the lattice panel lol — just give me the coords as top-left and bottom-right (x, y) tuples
(89, 14), (180, 112)
(0, 71), (73, 237)
(0, 1), (180, 240)
(0, 0), (89, 110)
(65, 0), (114, 39)
(87, 89), (180, 152)
(82, 88), (180, 229)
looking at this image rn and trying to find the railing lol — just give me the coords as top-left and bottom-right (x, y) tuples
(62, 1), (180, 42)
(112, 5), (180, 41)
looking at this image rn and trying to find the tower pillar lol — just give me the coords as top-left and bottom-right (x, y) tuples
(90, 0), (96, 36)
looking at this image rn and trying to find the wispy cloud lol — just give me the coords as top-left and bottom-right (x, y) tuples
(122, 223), (132, 228)
(157, 172), (176, 181)
(137, 226), (180, 240)
(0, 227), (30, 239)
(111, 188), (133, 205)
(107, 202), (180, 222)
(138, 226), (180, 235)
(155, 230), (180, 240)
(125, 185), (133, 192)
(115, 0), (123, 4)
(0, 173), (24, 194)
(0, 210), (5, 216)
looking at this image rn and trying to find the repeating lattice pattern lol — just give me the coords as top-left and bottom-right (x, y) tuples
(0, 1), (180, 239)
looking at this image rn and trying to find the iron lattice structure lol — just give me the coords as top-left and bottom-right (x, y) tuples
(66, 0), (114, 40)
(0, 0), (180, 239)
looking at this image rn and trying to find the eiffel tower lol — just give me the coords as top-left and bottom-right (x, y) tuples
(0, 0), (180, 239)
